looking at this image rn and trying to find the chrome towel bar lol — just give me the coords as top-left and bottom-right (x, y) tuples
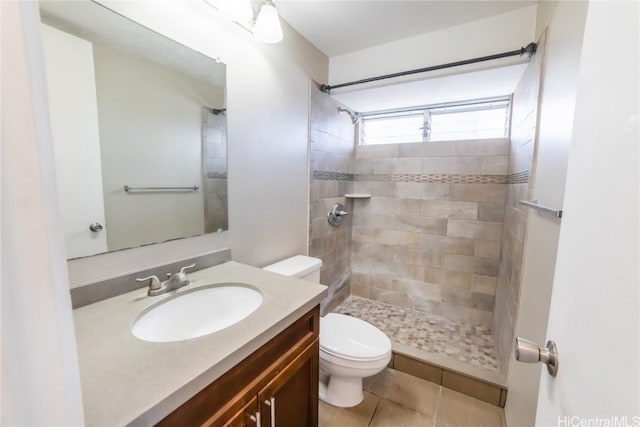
(519, 199), (563, 218)
(124, 185), (199, 192)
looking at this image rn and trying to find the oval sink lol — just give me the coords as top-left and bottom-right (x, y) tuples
(131, 283), (263, 343)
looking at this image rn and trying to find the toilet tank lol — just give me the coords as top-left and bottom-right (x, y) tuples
(263, 255), (323, 283)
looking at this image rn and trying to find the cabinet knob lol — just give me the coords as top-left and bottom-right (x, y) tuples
(249, 411), (261, 425)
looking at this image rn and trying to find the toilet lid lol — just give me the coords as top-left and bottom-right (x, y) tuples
(320, 313), (391, 361)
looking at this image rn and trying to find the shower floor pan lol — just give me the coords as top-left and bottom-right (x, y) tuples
(333, 295), (507, 403)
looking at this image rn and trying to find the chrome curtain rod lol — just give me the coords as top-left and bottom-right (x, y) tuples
(320, 42), (537, 94)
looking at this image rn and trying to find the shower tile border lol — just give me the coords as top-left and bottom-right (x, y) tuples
(312, 170), (513, 184)
(206, 172), (228, 179)
(358, 173), (508, 184)
(312, 170), (355, 181)
(313, 169), (530, 185)
(505, 170), (529, 184)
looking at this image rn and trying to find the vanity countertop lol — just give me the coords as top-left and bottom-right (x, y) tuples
(73, 261), (328, 426)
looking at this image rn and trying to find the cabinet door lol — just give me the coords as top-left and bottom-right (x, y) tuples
(222, 397), (259, 427)
(258, 340), (319, 427)
(157, 307), (320, 427)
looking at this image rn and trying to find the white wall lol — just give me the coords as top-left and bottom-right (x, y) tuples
(93, 42), (217, 251)
(67, 0), (328, 286)
(329, 6), (537, 89)
(505, 2), (588, 426)
(1, 2), (84, 424)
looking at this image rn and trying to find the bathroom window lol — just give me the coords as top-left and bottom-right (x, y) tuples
(360, 97), (510, 145)
(361, 111), (425, 145)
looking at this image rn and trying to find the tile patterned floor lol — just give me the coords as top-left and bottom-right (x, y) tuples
(334, 296), (498, 372)
(319, 368), (505, 427)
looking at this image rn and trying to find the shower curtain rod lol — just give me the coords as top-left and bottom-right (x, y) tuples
(320, 42), (537, 94)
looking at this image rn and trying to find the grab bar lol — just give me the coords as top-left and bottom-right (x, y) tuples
(519, 199), (563, 218)
(124, 185), (199, 192)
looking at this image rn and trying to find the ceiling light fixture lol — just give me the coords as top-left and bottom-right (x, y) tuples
(203, 0), (284, 44)
(253, 0), (283, 44)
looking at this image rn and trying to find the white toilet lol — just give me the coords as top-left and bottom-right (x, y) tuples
(263, 256), (392, 408)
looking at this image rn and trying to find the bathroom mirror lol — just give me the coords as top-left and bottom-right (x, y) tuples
(39, 1), (228, 259)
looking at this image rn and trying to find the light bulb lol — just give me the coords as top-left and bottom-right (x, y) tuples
(253, 0), (283, 43)
(219, 0), (253, 23)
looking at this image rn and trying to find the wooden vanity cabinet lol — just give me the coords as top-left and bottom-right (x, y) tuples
(157, 306), (319, 427)
(225, 398), (259, 427)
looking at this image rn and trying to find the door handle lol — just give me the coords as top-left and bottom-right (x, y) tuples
(514, 337), (559, 376)
(89, 222), (103, 232)
(264, 397), (276, 427)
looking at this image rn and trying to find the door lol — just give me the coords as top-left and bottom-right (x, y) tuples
(258, 341), (319, 427)
(534, 2), (639, 424)
(504, 3), (589, 426)
(41, 23), (108, 258)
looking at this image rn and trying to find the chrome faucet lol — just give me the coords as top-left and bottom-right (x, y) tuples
(136, 262), (196, 296)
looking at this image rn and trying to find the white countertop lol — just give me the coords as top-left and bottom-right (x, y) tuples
(73, 261), (328, 426)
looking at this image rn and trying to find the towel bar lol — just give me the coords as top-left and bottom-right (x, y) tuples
(519, 200), (562, 218)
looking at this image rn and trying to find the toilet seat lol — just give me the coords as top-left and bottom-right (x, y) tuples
(320, 313), (391, 362)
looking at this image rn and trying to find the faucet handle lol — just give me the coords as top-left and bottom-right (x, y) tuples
(136, 275), (161, 291)
(179, 262), (196, 275)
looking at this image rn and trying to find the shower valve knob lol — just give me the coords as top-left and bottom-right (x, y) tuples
(328, 203), (349, 227)
(514, 337), (559, 376)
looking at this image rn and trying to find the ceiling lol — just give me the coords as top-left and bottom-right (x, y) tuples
(276, 0), (536, 57)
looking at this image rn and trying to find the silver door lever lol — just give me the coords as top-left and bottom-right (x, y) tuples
(514, 337), (559, 376)
(89, 222), (103, 232)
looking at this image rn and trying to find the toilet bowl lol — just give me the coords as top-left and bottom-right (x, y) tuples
(319, 313), (391, 407)
(263, 256), (392, 408)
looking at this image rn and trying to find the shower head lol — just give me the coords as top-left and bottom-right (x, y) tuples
(338, 107), (361, 125)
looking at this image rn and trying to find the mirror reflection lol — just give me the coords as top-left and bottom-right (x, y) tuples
(39, 1), (228, 259)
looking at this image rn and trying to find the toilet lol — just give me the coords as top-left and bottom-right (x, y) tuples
(263, 256), (392, 408)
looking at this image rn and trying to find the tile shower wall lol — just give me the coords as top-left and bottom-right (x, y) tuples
(350, 139), (509, 326)
(493, 34), (545, 373)
(202, 109), (228, 233)
(309, 84), (355, 314)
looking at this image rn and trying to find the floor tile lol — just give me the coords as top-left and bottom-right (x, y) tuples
(335, 296), (498, 372)
(435, 388), (504, 427)
(364, 368), (440, 417)
(319, 390), (380, 427)
(370, 399), (434, 427)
